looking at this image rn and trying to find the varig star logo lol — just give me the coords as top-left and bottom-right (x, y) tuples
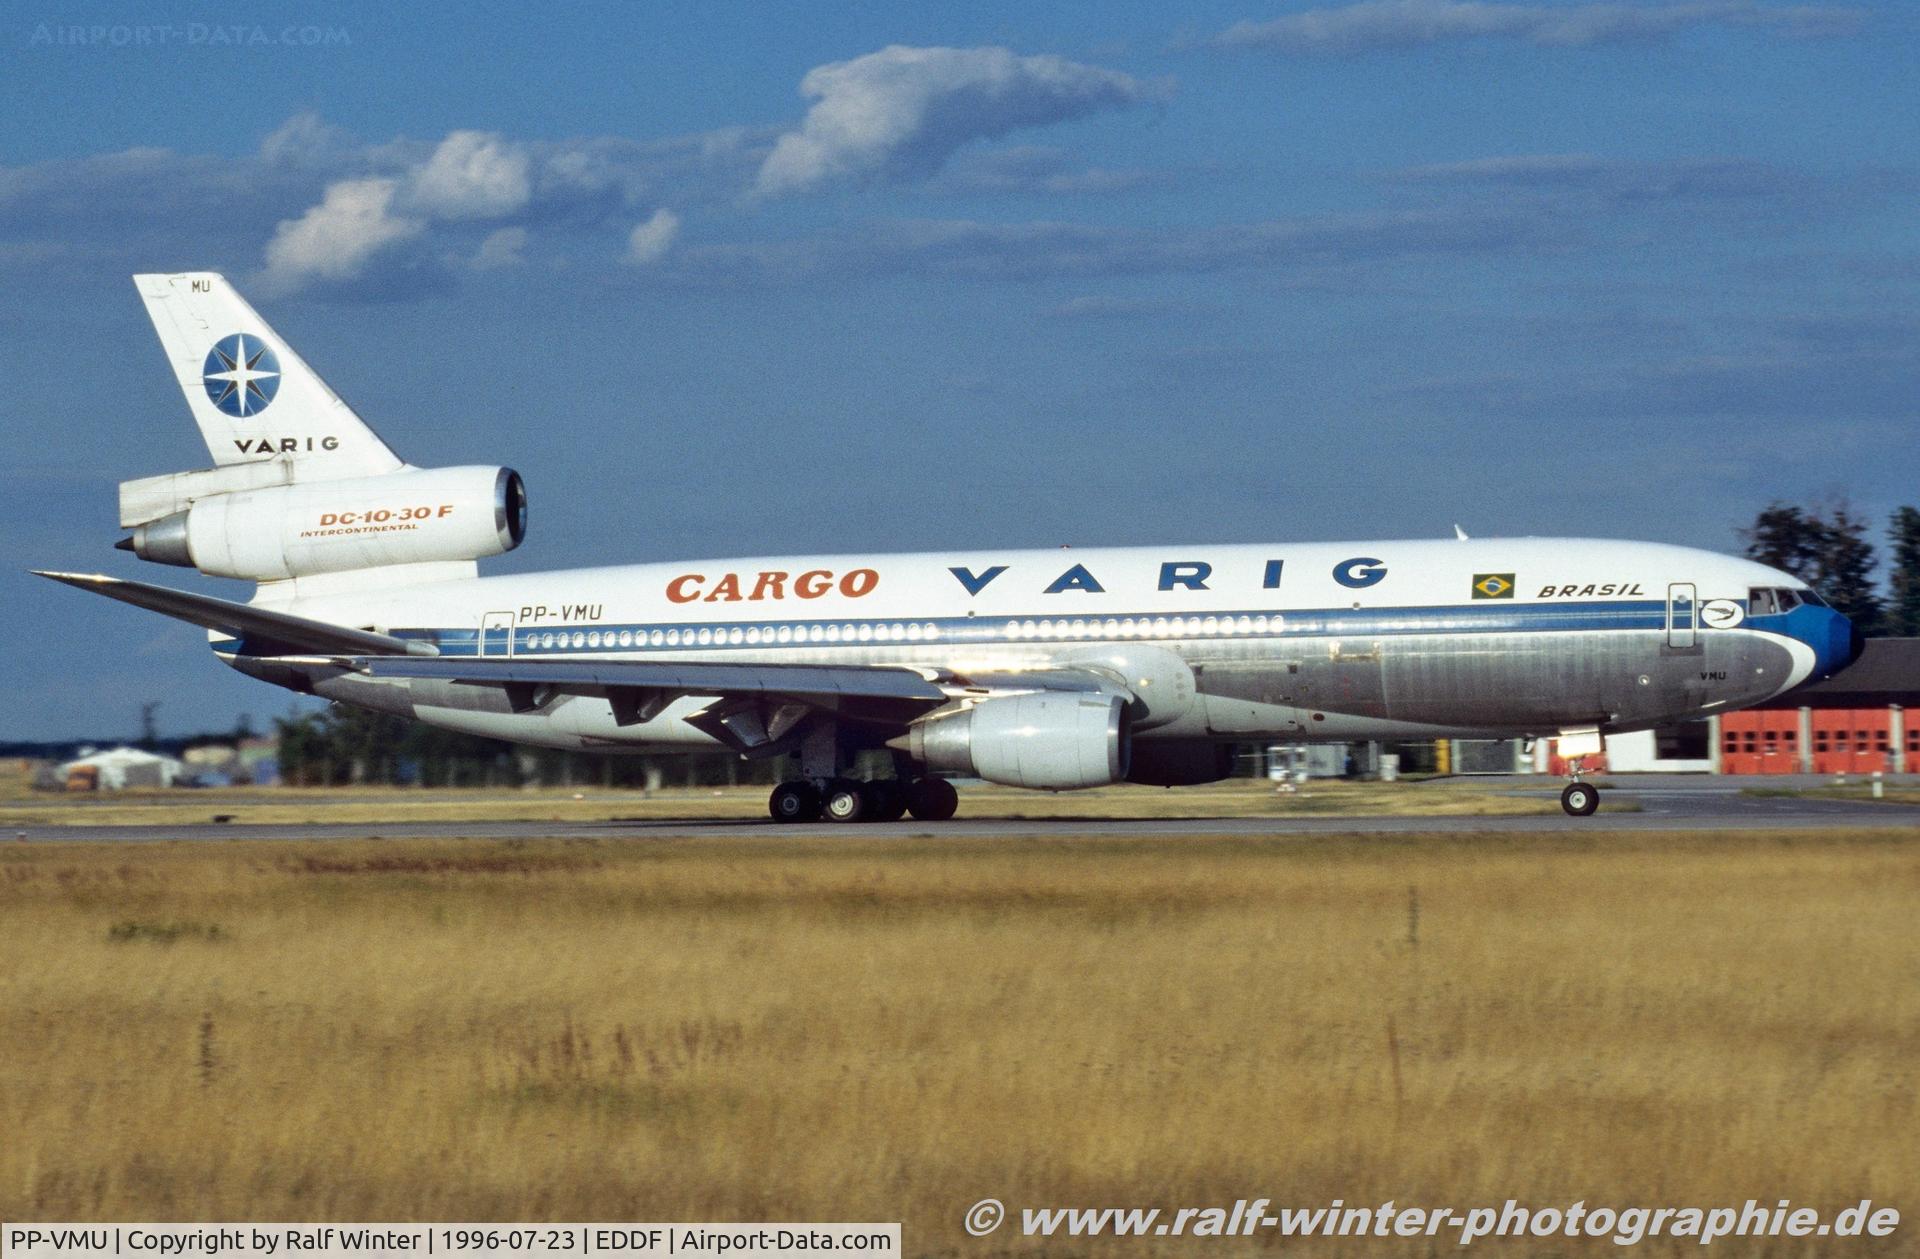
(1472, 573), (1516, 600)
(202, 333), (281, 418)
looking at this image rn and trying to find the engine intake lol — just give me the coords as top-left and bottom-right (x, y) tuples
(901, 692), (1130, 790)
(122, 466), (526, 581)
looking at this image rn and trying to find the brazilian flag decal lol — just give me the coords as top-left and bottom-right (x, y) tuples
(1472, 573), (1516, 600)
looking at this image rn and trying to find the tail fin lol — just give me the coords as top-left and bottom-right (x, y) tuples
(133, 272), (404, 478)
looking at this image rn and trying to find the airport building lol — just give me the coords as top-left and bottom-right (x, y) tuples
(1716, 637), (1917, 775)
(56, 745), (185, 791)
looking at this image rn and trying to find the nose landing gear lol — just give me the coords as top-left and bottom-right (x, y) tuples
(1559, 780), (1600, 817)
(1553, 728), (1607, 818)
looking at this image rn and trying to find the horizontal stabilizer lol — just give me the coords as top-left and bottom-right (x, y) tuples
(33, 571), (434, 658)
(118, 460), (297, 530)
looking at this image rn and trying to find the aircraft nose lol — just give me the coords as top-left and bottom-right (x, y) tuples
(1841, 618), (1866, 671)
(1813, 609), (1865, 681)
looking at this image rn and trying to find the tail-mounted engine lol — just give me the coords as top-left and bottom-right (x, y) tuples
(119, 465), (526, 581)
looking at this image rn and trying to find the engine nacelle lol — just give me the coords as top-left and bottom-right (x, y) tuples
(1127, 740), (1237, 787)
(903, 692), (1131, 790)
(123, 466), (526, 581)
(1058, 643), (1197, 730)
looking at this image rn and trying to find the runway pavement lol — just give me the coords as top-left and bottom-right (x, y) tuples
(9, 776), (1916, 843)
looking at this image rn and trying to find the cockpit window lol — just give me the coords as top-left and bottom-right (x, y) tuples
(1749, 587), (1812, 615)
(1796, 588), (1827, 608)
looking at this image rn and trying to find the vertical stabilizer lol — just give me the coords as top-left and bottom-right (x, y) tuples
(133, 272), (404, 479)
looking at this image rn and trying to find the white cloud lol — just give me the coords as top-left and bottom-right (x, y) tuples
(928, 145), (1175, 196)
(754, 45), (1162, 197)
(261, 177), (422, 292)
(625, 209), (681, 265)
(244, 117), (761, 291)
(473, 226), (528, 269)
(1216, 0), (1865, 54)
(260, 128), (539, 292)
(408, 130), (532, 219)
(258, 110), (356, 168)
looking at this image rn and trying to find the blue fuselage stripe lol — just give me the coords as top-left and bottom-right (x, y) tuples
(212, 601), (1812, 658)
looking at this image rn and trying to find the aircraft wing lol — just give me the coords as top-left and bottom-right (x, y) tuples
(344, 655), (955, 756)
(341, 658), (1131, 758)
(33, 571), (435, 658)
(349, 655), (948, 705)
(38, 568), (1131, 757)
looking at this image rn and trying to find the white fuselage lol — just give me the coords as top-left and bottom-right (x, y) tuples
(240, 537), (1829, 754)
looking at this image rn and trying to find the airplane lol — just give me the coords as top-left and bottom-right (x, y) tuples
(38, 273), (1863, 821)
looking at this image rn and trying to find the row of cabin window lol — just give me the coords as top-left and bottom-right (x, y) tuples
(520, 622), (943, 650)
(514, 612), (1289, 652)
(1006, 613), (1278, 639)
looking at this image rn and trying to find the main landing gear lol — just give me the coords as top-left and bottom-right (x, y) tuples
(768, 777), (958, 824)
(769, 780), (821, 822)
(770, 720), (960, 824)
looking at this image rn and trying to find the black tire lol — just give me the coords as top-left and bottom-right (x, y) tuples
(866, 780), (908, 823)
(822, 778), (868, 824)
(769, 781), (820, 823)
(1561, 782), (1600, 817)
(906, 777), (959, 822)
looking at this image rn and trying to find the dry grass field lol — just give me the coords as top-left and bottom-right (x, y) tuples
(1, 828), (1915, 1255)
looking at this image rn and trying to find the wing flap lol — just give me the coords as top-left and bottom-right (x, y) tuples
(351, 655), (953, 756)
(348, 655), (949, 704)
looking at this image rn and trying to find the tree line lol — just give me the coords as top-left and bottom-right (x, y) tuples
(1742, 502), (1920, 637)
(274, 704), (778, 789)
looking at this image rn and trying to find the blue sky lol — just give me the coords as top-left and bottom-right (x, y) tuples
(2, 0), (1916, 740)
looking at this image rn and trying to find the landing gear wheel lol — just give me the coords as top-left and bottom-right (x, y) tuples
(867, 780), (908, 823)
(906, 777), (959, 822)
(769, 781), (821, 823)
(822, 778), (868, 824)
(1561, 782), (1599, 817)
